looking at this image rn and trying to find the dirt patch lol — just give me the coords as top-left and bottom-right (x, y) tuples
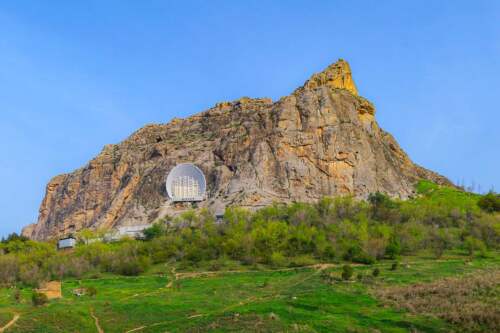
(375, 269), (500, 332)
(36, 281), (62, 299)
(125, 326), (146, 333)
(90, 309), (104, 333)
(174, 263), (338, 281)
(0, 313), (20, 333)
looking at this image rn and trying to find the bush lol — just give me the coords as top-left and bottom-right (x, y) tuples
(342, 264), (354, 281)
(269, 252), (287, 268)
(385, 239), (401, 259)
(477, 192), (500, 213)
(13, 288), (21, 303)
(289, 255), (316, 267)
(356, 272), (364, 281)
(464, 236), (487, 257)
(32, 292), (48, 306)
(86, 286), (97, 297)
(372, 268), (380, 277)
(0, 256), (18, 286)
(19, 263), (46, 288)
(428, 230), (452, 259)
(143, 222), (166, 240)
(343, 246), (375, 264)
(2, 186), (497, 284)
(391, 262), (399, 271)
(113, 256), (151, 276)
(375, 270), (500, 333)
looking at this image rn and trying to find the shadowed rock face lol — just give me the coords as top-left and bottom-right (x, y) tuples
(23, 60), (451, 240)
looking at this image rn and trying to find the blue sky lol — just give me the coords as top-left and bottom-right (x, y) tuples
(0, 1), (499, 237)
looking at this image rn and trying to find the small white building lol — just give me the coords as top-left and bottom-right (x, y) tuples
(58, 236), (76, 250)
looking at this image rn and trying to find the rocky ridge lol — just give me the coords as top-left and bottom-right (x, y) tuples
(22, 59), (451, 240)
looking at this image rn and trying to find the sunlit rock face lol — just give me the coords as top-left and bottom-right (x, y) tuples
(23, 60), (451, 240)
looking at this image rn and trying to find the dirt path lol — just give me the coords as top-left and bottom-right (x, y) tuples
(126, 263), (334, 331)
(173, 263), (339, 281)
(90, 309), (104, 333)
(0, 313), (20, 333)
(124, 326), (146, 333)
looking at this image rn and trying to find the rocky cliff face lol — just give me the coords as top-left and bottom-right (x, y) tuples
(23, 59), (451, 240)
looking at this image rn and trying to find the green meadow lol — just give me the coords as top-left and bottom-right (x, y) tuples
(1, 252), (498, 333)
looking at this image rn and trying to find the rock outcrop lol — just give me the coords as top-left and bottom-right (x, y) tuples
(23, 59), (451, 240)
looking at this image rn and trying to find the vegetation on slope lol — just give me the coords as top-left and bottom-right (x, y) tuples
(1, 182), (499, 332)
(0, 254), (499, 332)
(376, 269), (500, 332)
(1, 182), (499, 287)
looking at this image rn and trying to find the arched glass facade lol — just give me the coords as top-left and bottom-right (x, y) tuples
(166, 163), (206, 202)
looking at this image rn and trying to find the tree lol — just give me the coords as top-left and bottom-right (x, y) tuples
(1, 233), (29, 244)
(368, 192), (398, 222)
(464, 236), (487, 257)
(385, 238), (401, 259)
(477, 192), (500, 213)
(428, 229), (452, 258)
(143, 222), (166, 240)
(342, 264), (354, 280)
(0, 256), (18, 286)
(32, 292), (48, 306)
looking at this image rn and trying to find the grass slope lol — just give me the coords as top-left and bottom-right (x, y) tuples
(0, 253), (499, 332)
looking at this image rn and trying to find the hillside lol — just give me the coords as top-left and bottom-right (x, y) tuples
(1, 255), (499, 332)
(3, 184), (500, 332)
(22, 59), (451, 240)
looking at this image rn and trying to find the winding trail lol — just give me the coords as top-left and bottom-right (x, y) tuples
(124, 326), (146, 333)
(0, 313), (20, 333)
(124, 263), (336, 332)
(173, 263), (339, 281)
(90, 309), (104, 333)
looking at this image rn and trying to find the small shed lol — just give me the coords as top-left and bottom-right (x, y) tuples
(58, 236), (76, 250)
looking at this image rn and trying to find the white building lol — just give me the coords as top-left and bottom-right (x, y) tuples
(166, 163), (206, 202)
(58, 236), (76, 249)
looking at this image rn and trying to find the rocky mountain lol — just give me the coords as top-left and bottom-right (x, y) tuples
(22, 59), (451, 240)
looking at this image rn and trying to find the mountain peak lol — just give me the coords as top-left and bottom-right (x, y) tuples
(23, 59), (451, 240)
(303, 59), (358, 95)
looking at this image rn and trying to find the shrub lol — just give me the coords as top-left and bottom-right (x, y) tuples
(269, 252), (287, 268)
(113, 256), (151, 276)
(364, 238), (387, 260)
(343, 245), (375, 264)
(13, 288), (21, 303)
(86, 286), (97, 297)
(372, 268), (380, 277)
(19, 263), (46, 288)
(289, 255), (316, 267)
(464, 236), (487, 257)
(428, 230), (452, 259)
(375, 270), (500, 332)
(0, 256), (18, 286)
(385, 239), (401, 259)
(477, 192), (500, 213)
(67, 257), (91, 278)
(390, 262), (399, 271)
(143, 222), (166, 240)
(356, 272), (364, 281)
(32, 292), (48, 306)
(342, 265), (354, 281)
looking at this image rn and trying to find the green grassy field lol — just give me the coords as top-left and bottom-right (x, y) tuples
(0, 253), (498, 333)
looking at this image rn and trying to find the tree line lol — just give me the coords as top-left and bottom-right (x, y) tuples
(1, 181), (499, 287)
